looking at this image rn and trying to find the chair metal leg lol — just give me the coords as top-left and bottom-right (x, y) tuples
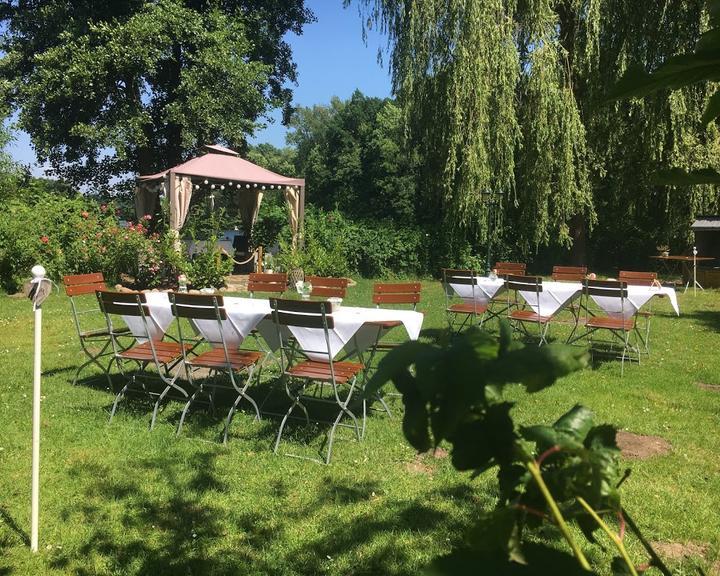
(176, 383), (204, 436)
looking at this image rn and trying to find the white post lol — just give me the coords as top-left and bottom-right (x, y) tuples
(693, 246), (698, 297)
(29, 264), (47, 553)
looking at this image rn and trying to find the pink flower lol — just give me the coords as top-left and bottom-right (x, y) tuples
(81, 211), (89, 218)
(143, 214), (152, 221)
(40, 235), (49, 244)
(100, 204), (107, 212)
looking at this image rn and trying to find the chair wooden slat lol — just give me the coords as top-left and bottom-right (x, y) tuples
(374, 282), (421, 293)
(310, 286), (346, 298)
(64, 272), (105, 286)
(373, 293), (421, 305)
(619, 270), (657, 286)
(495, 262), (526, 276)
(248, 272), (287, 295)
(583, 280), (628, 298)
(552, 266), (587, 282)
(275, 311), (334, 329)
(305, 275), (348, 288)
(66, 282), (107, 296)
(506, 274), (543, 292)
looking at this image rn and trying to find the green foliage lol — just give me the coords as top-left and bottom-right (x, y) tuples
(352, 0), (720, 264)
(0, 0), (313, 190)
(0, 191), (188, 292)
(187, 244), (233, 290)
(364, 324), (651, 574)
(274, 206), (426, 278)
(289, 92), (419, 224)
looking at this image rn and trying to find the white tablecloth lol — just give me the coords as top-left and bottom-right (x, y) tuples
(124, 294), (424, 361)
(591, 286), (679, 319)
(448, 277), (505, 305)
(517, 281), (582, 317)
(122, 291), (176, 342)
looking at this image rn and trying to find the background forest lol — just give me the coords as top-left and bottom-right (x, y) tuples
(2, 0), (720, 288)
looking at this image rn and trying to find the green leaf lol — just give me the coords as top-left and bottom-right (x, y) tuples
(465, 508), (524, 563)
(554, 405), (594, 441)
(651, 167), (720, 185)
(402, 381), (432, 452)
(448, 403), (517, 471)
(491, 344), (588, 393)
(584, 425), (618, 451)
(363, 341), (436, 398)
(701, 90), (720, 124)
(425, 543), (596, 575)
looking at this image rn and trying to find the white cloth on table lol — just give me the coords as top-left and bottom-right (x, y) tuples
(448, 277), (505, 305)
(192, 297), (271, 347)
(591, 286), (679, 319)
(283, 306), (424, 362)
(122, 291), (175, 342)
(517, 281), (582, 317)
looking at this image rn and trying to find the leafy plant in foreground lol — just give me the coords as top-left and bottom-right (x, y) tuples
(366, 324), (670, 575)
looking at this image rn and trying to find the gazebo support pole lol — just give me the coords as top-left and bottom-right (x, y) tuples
(298, 185), (306, 248)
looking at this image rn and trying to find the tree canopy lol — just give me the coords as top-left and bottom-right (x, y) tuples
(0, 0), (314, 191)
(352, 0), (720, 266)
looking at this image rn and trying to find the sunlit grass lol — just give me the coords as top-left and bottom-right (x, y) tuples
(0, 280), (718, 574)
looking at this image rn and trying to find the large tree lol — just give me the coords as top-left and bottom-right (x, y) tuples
(352, 0), (720, 266)
(0, 0), (313, 190)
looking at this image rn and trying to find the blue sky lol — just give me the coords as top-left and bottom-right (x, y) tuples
(6, 0), (392, 174)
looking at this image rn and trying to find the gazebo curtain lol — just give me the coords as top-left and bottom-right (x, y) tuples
(134, 181), (159, 220)
(169, 174), (193, 231)
(284, 187), (300, 246)
(235, 190), (264, 236)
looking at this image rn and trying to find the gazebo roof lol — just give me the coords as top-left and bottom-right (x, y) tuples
(138, 144), (304, 187)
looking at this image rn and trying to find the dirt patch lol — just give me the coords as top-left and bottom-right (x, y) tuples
(697, 382), (720, 392)
(650, 541), (708, 562)
(405, 454), (434, 475)
(616, 430), (672, 460)
(431, 447), (449, 459)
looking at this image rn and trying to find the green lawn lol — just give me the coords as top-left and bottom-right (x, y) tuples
(1, 279), (719, 575)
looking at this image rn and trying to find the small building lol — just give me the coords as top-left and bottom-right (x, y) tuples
(691, 216), (720, 287)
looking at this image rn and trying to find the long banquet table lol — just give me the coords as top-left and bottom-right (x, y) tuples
(448, 276), (680, 319)
(122, 293), (424, 361)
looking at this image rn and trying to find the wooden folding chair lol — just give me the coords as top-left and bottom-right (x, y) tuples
(269, 299), (364, 464)
(488, 262), (527, 318)
(506, 275), (556, 346)
(441, 269), (487, 333)
(169, 293), (262, 442)
(364, 282), (422, 417)
(619, 270), (657, 353)
(306, 275), (349, 298)
(96, 290), (191, 429)
(568, 280), (640, 375)
(247, 272), (288, 368)
(64, 273), (131, 388)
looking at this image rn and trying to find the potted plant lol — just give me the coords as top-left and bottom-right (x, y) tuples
(276, 240), (305, 286)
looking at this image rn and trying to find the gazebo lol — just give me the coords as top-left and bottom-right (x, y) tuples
(135, 144), (305, 246)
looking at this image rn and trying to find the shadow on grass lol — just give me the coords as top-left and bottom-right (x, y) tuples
(48, 449), (479, 575)
(683, 310), (720, 332)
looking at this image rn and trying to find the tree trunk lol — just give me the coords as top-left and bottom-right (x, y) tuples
(568, 214), (587, 266)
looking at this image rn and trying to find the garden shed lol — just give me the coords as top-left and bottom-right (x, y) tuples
(135, 144), (305, 246)
(691, 216), (720, 287)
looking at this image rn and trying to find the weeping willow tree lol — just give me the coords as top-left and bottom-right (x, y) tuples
(351, 0), (720, 266)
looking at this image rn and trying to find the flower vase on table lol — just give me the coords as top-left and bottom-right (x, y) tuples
(295, 280), (312, 300)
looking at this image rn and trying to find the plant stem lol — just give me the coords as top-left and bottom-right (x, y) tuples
(577, 497), (638, 576)
(622, 507), (673, 576)
(526, 461), (591, 571)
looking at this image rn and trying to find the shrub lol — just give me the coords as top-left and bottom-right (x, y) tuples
(0, 193), (190, 292)
(187, 239), (233, 289)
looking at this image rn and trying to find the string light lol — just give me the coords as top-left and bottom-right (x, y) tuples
(203, 179), (208, 185)
(210, 184), (215, 190)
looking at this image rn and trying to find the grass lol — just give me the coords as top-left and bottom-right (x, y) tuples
(0, 278), (719, 575)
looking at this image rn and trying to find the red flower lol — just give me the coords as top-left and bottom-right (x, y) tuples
(40, 235), (49, 244)
(100, 204), (107, 212)
(81, 211), (89, 218)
